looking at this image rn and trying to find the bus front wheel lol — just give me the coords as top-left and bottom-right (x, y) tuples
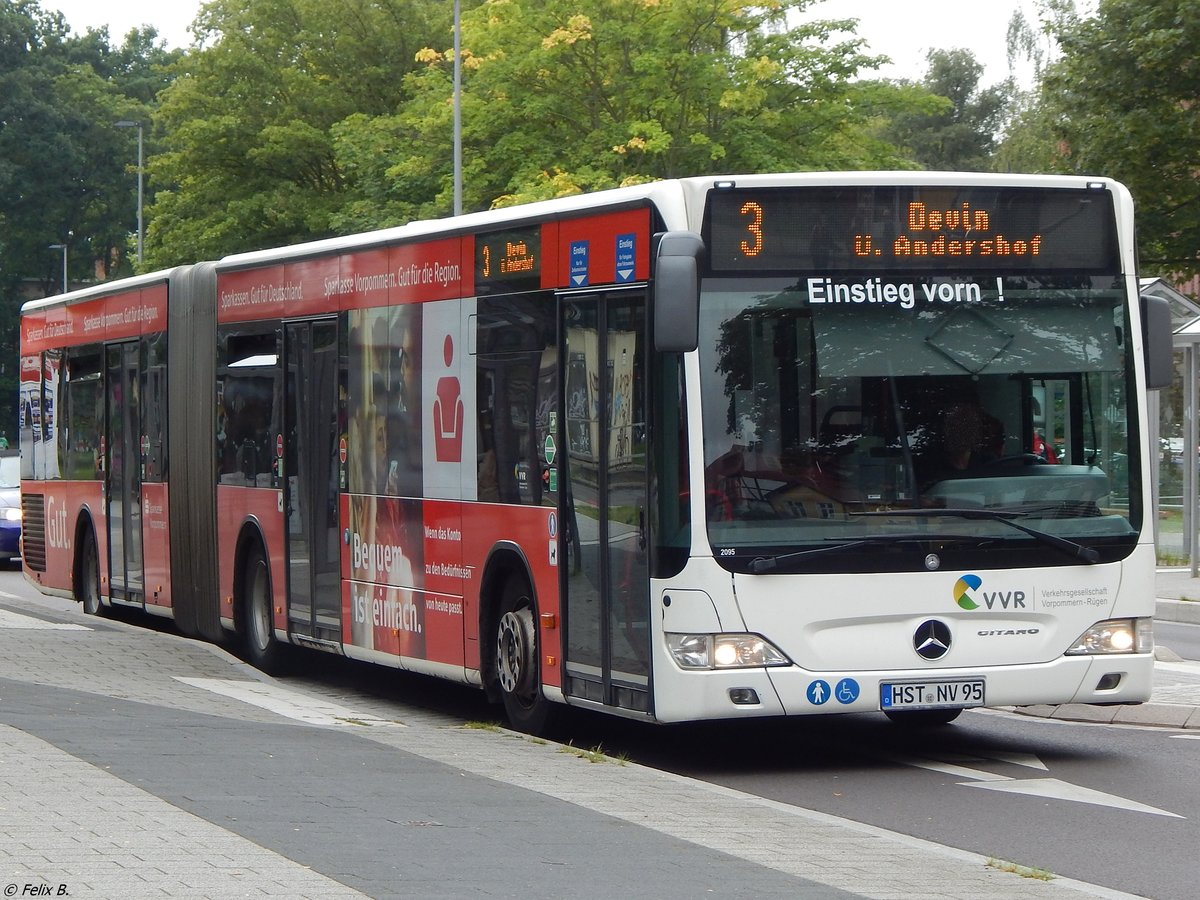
(494, 577), (554, 734)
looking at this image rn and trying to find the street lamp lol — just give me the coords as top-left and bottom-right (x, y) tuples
(453, 0), (462, 216)
(47, 243), (67, 294)
(115, 120), (144, 266)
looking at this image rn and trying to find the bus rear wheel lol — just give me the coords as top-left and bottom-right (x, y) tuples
(241, 545), (286, 674)
(884, 708), (962, 727)
(77, 532), (104, 617)
(494, 577), (554, 734)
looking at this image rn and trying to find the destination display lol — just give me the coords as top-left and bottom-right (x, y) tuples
(474, 227), (542, 294)
(705, 185), (1119, 272)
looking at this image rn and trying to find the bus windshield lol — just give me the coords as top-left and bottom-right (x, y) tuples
(696, 274), (1140, 572)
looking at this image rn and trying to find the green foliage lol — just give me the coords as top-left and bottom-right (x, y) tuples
(998, 0), (1200, 273)
(1014, 0), (1200, 274)
(146, 0), (445, 267)
(0, 2), (176, 432)
(881, 49), (1012, 172)
(330, 0), (928, 229)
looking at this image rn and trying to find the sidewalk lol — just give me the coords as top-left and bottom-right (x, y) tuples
(1011, 566), (1200, 729)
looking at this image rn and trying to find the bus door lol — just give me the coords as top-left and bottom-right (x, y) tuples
(560, 290), (651, 713)
(104, 342), (143, 603)
(282, 319), (341, 643)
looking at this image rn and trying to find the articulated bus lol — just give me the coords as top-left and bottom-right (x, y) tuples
(19, 173), (1174, 731)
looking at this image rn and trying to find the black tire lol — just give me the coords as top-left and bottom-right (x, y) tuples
(241, 545), (286, 673)
(884, 708), (963, 727)
(77, 531), (104, 617)
(493, 576), (555, 734)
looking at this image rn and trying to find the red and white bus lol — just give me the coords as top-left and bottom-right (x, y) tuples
(19, 173), (1173, 730)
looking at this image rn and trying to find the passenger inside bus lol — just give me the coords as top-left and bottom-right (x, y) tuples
(939, 398), (1005, 473)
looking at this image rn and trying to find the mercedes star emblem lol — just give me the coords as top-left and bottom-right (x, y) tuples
(914, 619), (952, 660)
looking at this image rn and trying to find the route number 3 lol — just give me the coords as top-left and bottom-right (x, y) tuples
(740, 201), (763, 257)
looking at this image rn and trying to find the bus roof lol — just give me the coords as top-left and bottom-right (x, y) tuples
(216, 170), (1128, 272)
(20, 266), (192, 316)
(217, 178), (692, 273)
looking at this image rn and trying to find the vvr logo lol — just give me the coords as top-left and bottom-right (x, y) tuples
(954, 574), (1026, 611)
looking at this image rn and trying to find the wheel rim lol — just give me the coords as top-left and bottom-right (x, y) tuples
(496, 608), (535, 702)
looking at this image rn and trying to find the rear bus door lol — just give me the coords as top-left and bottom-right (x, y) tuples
(282, 318), (341, 642)
(104, 342), (143, 603)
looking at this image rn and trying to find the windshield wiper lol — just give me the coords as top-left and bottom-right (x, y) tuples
(852, 508), (1100, 564)
(748, 532), (993, 574)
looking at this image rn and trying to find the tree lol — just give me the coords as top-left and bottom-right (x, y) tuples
(0, 2), (175, 433)
(1017, 0), (1200, 274)
(331, 0), (936, 229)
(881, 49), (1011, 172)
(145, 0), (445, 268)
(0, 8), (178, 289)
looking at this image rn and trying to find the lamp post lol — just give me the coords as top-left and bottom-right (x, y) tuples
(47, 243), (67, 294)
(115, 120), (144, 266)
(453, 0), (462, 216)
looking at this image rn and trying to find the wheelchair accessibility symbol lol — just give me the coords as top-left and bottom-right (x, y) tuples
(834, 678), (860, 704)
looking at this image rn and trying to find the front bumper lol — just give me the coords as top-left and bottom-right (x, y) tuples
(649, 652), (1154, 723)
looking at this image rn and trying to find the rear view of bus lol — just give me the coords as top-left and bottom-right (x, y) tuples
(654, 173), (1164, 725)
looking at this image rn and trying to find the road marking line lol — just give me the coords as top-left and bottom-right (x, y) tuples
(173, 677), (406, 728)
(891, 749), (1184, 818)
(884, 754), (1012, 782)
(936, 751), (1049, 771)
(0, 608), (91, 630)
(962, 777), (1184, 818)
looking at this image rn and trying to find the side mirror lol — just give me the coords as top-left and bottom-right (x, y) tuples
(1142, 294), (1173, 390)
(653, 231), (703, 353)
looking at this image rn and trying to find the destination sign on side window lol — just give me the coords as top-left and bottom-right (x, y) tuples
(705, 186), (1118, 272)
(475, 227), (541, 293)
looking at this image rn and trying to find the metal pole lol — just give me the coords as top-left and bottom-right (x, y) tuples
(453, 0), (462, 216)
(116, 120), (144, 265)
(1185, 345), (1195, 578)
(48, 244), (67, 293)
(135, 123), (144, 265)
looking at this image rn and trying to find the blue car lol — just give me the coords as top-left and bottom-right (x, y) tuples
(0, 451), (20, 565)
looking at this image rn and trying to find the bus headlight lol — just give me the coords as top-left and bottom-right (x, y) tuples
(1064, 618), (1153, 655)
(0, 508), (20, 522)
(666, 633), (790, 670)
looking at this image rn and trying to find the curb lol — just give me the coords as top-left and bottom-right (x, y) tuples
(1011, 700), (1200, 729)
(1156, 596), (1200, 625)
(1008, 594), (1200, 728)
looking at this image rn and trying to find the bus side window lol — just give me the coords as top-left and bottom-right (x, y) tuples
(476, 292), (556, 506)
(217, 329), (279, 487)
(63, 346), (103, 481)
